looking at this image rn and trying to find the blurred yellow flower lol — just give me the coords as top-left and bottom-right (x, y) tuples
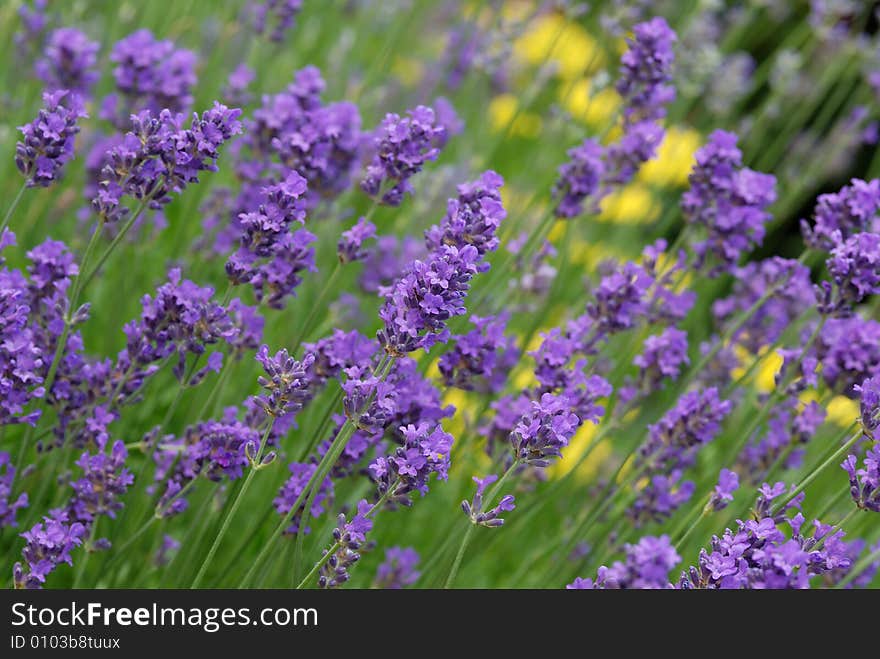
(559, 79), (621, 127)
(391, 56), (424, 87)
(551, 425), (614, 482)
(488, 94), (543, 137)
(638, 126), (701, 187)
(826, 395), (859, 428)
(514, 13), (605, 80)
(597, 183), (660, 225)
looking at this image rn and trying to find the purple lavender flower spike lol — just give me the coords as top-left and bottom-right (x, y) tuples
(359, 235), (424, 294)
(274, 462), (334, 535)
(461, 474), (515, 527)
(154, 535), (180, 566)
(801, 178), (880, 251)
(842, 445), (880, 513)
(338, 217), (377, 264)
(854, 376), (880, 435)
(361, 105), (448, 206)
(254, 345), (314, 418)
(816, 316), (880, 394)
(251, 0), (302, 42)
(319, 499), (372, 588)
(439, 313), (517, 393)
(634, 327), (689, 391)
(572, 536), (679, 589)
(616, 17), (677, 124)
(0, 452), (28, 528)
(14, 510), (86, 589)
(511, 393), (580, 468)
(15, 1), (48, 58)
(369, 423), (454, 503)
(68, 440), (133, 532)
(16, 90), (87, 188)
(603, 120), (665, 186)
(223, 64), (255, 107)
(35, 28), (99, 97)
(825, 232), (880, 312)
(682, 130), (777, 274)
(708, 468), (739, 512)
(553, 139), (606, 219)
(374, 546), (421, 589)
(341, 366), (396, 433)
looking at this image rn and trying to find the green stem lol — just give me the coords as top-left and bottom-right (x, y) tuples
(190, 420), (276, 588)
(79, 199), (151, 294)
(289, 262), (341, 352)
(836, 544), (880, 588)
(0, 182), (27, 235)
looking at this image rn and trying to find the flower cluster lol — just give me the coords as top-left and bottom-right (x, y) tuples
(801, 178), (880, 250)
(568, 536), (679, 589)
(251, 0), (302, 43)
(439, 314), (517, 393)
(461, 474), (515, 527)
(35, 28), (100, 97)
(16, 90), (87, 188)
(373, 546), (420, 589)
(319, 500), (372, 588)
(511, 393), (580, 468)
(369, 423), (454, 501)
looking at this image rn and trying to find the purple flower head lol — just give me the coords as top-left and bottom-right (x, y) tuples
(713, 257), (813, 352)
(433, 96), (464, 145)
(842, 444), (880, 513)
(603, 119), (665, 186)
(587, 261), (652, 335)
(222, 64), (255, 107)
(825, 232), (880, 312)
(579, 535), (679, 589)
(374, 546), (420, 589)
(102, 30), (197, 127)
(634, 327), (689, 390)
(801, 178), (880, 250)
(274, 462), (334, 535)
(646, 388), (732, 451)
(359, 234), (424, 294)
(425, 171), (506, 261)
(251, 0), (302, 43)
(254, 345), (314, 418)
(0, 452), (28, 529)
(361, 105), (447, 206)
(14, 509), (86, 589)
(227, 298), (264, 359)
(682, 130), (777, 274)
(338, 217), (377, 264)
(15, 1), (48, 57)
(816, 316), (880, 394)
(369, 423), (454, 502)
(319, 499), (373, 588)
(554, 138), (606, 218)
(511, 393), (580, 468)
(439, 313), (517, 393)
(16, 90), (87, 188)
(709, 469), (740, 512)
(616, 17), (677, 124)
(125, 268), (238, 382)
(341, 366), (397, 434)
(35, 28), (99, 96)
(154, 534), (180, 566)
(68, 440), (133, 529)
(461, 473), (515, 528)
(854, 376), (880, 435)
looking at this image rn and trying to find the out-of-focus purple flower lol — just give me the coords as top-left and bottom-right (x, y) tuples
(373, 546), (420, 589)
(708, 468), (739, 511)
(101, 29), (197, 127)
(740, 400), (826, 481)
(16, 90), (87, 188)
(274, 462), (334, 534)
(572, 535), (679, 589)
(682, 130), (777, 273)
(553, 139), (605, 218)
(825, 232), (880, 312)
(319, 499), (372, 588)
(633, 327), (689, 390)
(616, 17), (676, 124)
(251, 0), (302, 43)
(14, 509), (86, 589)
(461, 474), (515, 527)
(603, 120), (665, 186)
(222, 64), (255, 107)
(439, 314), (517, 393)
(15, 1), (48, 57)
(816, 316), (880, 394)
(0, 452), (28, 528)
(154, 534), (180, 566)
(361, 105), (447, 206)
(227, 298), (264, 359)
(713, 257), (813, 352)
(359, 235), (424, 294)
(854, 376), (880, 435)
(68, 439), (133, 530)
(338, 217), (377, 264)
(433, 97), (464, 145)
(510, 393), (580, 468)
(35, 28), (99, 96)
(801, 178), (880, 251)
(254, 345), (314, 418)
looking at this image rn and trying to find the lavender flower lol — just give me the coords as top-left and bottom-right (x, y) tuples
(801, 178), (880, 250)
(461, 474), (515, 527)
(338, 217), (377, 264)
(154, 535), (180, 566)
(14, 510), (86, 589)
(361, 105), (447, 206)
(825, 232), (880, 312)
(708, 468), (739, 511)
(816, 316), (880, 393)
(373, 546), (421, 589)
(254, 345), (314, 418)
(35, 28), (99, 96)
(359, 235), (424, 294)
(16, 90), (87, 188)
(511, 393), (580, 468)
(252, 0), (302, 42)
(319, 499), (372, 588)
(633, 327), (689, 390)
(102, 29), (197, 127)
(0, 452), (28, 528)
(616, 17), (676, 124)
(68, 440), (133, 530)
(274, 462), (334, 534)
(570, 536), (679, 589)
(341, 367), (396, 433)
(222, 64), (255, 107)
(369, 423), (454, 502)
(682, 130), (777, 273)
(842, 446), (879, 513)
(439, 314), (517, 393)
(854, 376), (880, 435)
(553, 139), (605, 218)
